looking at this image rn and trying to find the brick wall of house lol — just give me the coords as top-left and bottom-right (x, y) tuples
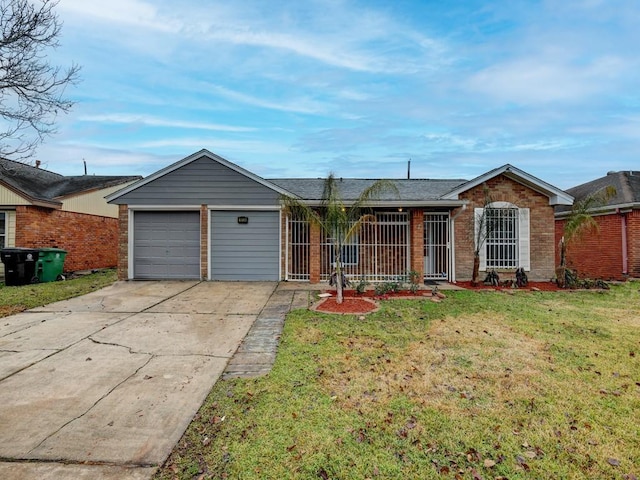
(555, 209), (640, 280)
(15, 205), (120, 273)
(410, 209), (424, 279)
(453, 175), (556, 282)
(309, 222), (321, 283)
(117, 205), (128, 280)
(628, 210), (640, 278)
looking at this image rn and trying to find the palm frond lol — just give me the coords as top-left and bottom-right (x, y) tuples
(564, 185), (616, 244)
(280, 174), (400, 303)
(350, 179), (399, 212)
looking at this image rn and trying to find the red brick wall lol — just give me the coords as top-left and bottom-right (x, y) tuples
(410, 209), (424, 279)
(117, 205), (128, 280)
(454, 175), (556, 281)
(629, 210), (640, 278)
(309, 221), (321, 283)
(555, 210), (640, 280)
(15, 205), (119, 273)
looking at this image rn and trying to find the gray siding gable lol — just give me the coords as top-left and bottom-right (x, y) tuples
(111, 155), (282, 206)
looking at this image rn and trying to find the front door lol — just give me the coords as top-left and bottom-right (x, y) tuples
(424, 212), (450, 280)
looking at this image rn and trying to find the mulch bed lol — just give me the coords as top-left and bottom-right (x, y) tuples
(311, 297), (379, 315)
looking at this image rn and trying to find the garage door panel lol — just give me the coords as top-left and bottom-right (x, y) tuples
(133, 211), (200, 280)
(211, 210), (279, 281)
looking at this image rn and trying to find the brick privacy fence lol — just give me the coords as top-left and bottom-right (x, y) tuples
(555, 209), (640, 280)
(15, 205), (119, 273)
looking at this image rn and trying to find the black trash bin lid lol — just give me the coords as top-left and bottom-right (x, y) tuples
(0, 248), (40, 263)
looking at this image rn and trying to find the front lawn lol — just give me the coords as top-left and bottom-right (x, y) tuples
(157, 283), (640, 479)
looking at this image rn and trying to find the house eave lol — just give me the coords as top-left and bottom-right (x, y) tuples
(441, 164), (574, 206)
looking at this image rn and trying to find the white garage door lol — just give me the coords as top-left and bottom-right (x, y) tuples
(133, 211), (200, 279)
(211, 210), (280, 280)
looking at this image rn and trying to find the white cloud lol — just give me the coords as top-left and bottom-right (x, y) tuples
(58, 0), (177, 32)
(467, 55), (627, 104)
(134, 137), (292, 155)
(78, 114), (256, 132)
(206, 84), (330, 115)
(60, 0), (446, 74)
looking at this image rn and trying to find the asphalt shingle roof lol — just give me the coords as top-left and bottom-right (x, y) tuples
(556, 170), (640, 213)
(0, 158), (141, 205)
(269, 178), (468, 202)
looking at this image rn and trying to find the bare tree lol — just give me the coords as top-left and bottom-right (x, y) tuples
(0, 0), (80, 160)
(471, 184), (497, 285)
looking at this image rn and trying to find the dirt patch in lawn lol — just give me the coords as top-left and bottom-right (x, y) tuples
(0, 305), (26, 317)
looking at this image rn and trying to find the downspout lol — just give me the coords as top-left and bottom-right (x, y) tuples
(448, 204), (467, 283)
(620, 209), (628, 277)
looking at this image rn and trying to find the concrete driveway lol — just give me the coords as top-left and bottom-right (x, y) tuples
(0, 280), (278, 479)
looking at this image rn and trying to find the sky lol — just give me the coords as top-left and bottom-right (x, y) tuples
(30, 0), (640, 189)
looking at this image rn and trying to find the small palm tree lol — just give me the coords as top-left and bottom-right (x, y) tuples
(557, 185), (616, 286)
(282, 174), (398, 303)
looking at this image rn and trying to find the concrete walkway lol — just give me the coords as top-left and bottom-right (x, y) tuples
(223, 284), (313, 378)
(0, 281), (282, 480)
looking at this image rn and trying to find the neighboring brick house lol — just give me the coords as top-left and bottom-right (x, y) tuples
(555, 170), (640, 280)
(0, 158), (140, 276)
(107, 150), (572, 283)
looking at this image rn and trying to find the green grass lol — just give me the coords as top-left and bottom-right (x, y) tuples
(157, 283), (640, 480)
(0, 269), (117, 316)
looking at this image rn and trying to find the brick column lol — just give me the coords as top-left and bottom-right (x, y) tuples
(200, 205), (208, 280)
(410, 209), (424, 281)
(629, 210), (640, 278)
(117, 205), (128, 280)
(309, 222), (321, 283)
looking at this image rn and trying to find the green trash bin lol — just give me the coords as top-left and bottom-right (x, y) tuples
(36, 248), (67, 282)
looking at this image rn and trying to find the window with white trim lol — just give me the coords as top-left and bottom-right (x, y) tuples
(486, 207), (518, 268)
(475, 202), (530, 271)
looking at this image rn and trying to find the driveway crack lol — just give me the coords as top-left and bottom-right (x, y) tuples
(88, 336), (137, 354)
(26, 353), (154, 456)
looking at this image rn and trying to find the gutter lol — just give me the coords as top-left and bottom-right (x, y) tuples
(301, 199), (467, 208)
(554, 202), (640, 219)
